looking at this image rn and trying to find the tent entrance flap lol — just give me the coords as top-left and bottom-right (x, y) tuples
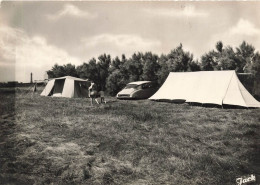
(53, 79), (65, 94)
(74, 81), (89, 98)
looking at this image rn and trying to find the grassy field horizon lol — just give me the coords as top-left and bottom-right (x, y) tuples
(0, 88), (259, 184)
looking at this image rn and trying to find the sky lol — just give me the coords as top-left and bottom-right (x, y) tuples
(0, 1), (260, 82)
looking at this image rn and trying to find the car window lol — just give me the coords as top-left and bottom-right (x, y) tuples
(149, 83), (156, 88)
(142, 83), (150, 89)
(124, 84), (138, 89)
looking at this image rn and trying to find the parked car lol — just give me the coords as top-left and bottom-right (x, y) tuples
(116, 81), (158, 99)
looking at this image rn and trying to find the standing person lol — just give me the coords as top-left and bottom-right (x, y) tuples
(89, 82), (99, 105)
(99, 90), (106, 104)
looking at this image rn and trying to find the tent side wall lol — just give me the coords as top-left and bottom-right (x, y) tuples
(62, 78), (75, 98)
(186, 71), (233, 105)
(223, 73), (260, 107)
(236, 75), (260, 107)
(222, 73), (247, 107)
(40, 79), (55, 96)
(149, 73), (192, 101)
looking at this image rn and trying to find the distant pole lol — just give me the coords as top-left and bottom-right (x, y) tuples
(33, 83), (37, 92)
(30, 73), (33, 83)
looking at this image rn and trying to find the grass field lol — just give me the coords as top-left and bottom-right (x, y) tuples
(0, 88), (259, 185)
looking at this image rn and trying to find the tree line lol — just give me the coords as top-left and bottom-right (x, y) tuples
(47, 41), (260, 96)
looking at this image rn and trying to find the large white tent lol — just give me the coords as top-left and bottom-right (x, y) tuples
(41, 76), (90, 98)
(149, 71), (260, 108)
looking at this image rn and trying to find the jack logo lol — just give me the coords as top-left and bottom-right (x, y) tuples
(236, 174), (256, 185)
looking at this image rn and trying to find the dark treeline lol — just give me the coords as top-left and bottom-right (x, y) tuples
(47, 41), (260, 96)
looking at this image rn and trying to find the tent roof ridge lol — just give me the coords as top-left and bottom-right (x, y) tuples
(49, 76), (89, 81)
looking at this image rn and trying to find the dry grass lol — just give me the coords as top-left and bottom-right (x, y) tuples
(0, 87), (259, 185)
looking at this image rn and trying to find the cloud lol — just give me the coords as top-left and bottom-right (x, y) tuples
(82, 34), (161, 49)
(81, 34), (162, 57)
(209, 19), (260, 53)
(229, 18), (260, 36)
(46, 4), (97, 21)
(143, 5), (208, 18)
(0, 25), (20, 63)
(15, 36), (81, 66)
(0, 24), (81, 82)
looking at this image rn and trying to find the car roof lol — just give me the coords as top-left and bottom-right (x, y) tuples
(128, 81), (151, 85)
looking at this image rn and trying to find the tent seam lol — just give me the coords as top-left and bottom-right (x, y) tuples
(222, 71), (235, 106)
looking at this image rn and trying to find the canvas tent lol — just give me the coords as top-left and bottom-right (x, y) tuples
(41, 76), (90, 98)
(149, 70), (260, 108)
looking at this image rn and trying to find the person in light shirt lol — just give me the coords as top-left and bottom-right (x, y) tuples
(88, 82), (99, 105)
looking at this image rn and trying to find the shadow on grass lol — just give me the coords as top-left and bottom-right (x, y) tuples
(116, 98), (149, 101)
(151, 99), (257, 109)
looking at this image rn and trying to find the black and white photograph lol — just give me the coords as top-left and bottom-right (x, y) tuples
(0, 1), (259, 184)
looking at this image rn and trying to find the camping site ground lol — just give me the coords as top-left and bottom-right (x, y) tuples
(0, 88), (259, 185)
